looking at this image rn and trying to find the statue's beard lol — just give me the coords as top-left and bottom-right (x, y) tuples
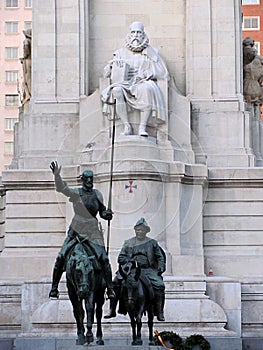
(131, 39), (140, 46)
(125, 33), (149, 52)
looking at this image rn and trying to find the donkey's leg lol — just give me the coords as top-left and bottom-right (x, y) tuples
(129, 312), (138, 346)
(67, 282), (86, 345)
(136, 307), (144, 346)
(147, 305), (155, 345)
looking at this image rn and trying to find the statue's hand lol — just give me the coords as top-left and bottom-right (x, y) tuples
(50, 161), (61, 176)
(143, 70), (153, 80)
(135, 71), (153, 83)
(112, 58), (124, 68)
(157, 268), (164, 276)
(103, 209), (113, 221)
(135, 75), (144, 83)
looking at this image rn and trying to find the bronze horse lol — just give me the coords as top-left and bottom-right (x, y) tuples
(66, 242), (106, 345)
(119, 261), (155, 346)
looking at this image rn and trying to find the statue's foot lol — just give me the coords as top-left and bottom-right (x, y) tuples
(49, 288), (59, 299)
(122, 123), (132, 135)
(156, 313), (165, 321)
(138, 124), (148, 137)
(104, 310), (117, 319)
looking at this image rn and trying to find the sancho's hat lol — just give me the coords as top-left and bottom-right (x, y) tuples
(134, 218), (150, 233)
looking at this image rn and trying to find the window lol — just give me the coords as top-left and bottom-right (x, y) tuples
(5, 0), (18, 7)
(254, 42), (261, 55)
(243, 0), (260, 4)
(5, 70), (18, 83)
(4, 142), (14, 155)
(243, 16), (260, 30)
(5, 21), (18, 34)
(5, 47), (18, 59)
(5, 118), (18, 130)
(24, 21), (32, 30)
(5, 94), (19, 107)
(25, 0), (32, 7)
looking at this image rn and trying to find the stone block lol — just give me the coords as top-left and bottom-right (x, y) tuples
(6, 218), (65, 233)
(14, 338), (165, 350)
(0, 339), (14, 350)
(204, 231), (263, 246)
(6, 203), (65, 218)
(243, 338), (263, 350)
(6, 190), (64, 204)
(171, 255), (204, 276)
(0, 283), (22, 337)
(204, 216), (263, 231)
(208, 337), (242, 350)
(206, 278), (241, 335)
(0, 256), (56, 280)
(205, 254), (263, 278)
(5, 232), (65, 248)
(15, 338), (55, 350)
(204, 201), (263, 216)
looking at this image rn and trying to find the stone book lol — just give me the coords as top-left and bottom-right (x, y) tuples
(111, 62), (130, 83)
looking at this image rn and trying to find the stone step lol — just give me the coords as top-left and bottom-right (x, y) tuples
(0, 336), (243, 350)
(4, 337), (163, 350)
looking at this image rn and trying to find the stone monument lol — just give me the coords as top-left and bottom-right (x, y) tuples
(1, 1), (263, 349)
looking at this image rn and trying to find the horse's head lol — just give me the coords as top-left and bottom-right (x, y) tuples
(119, 261), (141, 309)
(69, 246), (95, 299)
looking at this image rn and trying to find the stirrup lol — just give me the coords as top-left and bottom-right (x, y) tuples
(106, 289), (116, 300)
(104, 310), (117, 319)
(49, 288), (59, 299)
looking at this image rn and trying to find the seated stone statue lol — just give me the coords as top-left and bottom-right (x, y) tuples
(104, 218), (166, 321)
(101, 22), (169, 137)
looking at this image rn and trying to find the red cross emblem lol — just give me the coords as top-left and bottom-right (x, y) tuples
(125, 180), (137, 193)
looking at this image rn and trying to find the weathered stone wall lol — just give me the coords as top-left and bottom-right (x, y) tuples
(204, 168), (263, 338)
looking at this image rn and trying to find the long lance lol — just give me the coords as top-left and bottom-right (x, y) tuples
(106, 101), (116, 255)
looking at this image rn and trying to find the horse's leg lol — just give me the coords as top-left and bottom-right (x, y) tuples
(95, 289), (105, 345)
(67, 282), (86, 345)
(147, 304), (155, 345)
(84, 293), (94, 344)
(95, 302), (104, 345)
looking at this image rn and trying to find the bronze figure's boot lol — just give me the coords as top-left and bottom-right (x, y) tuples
(101, 263), (116, 300)
(104, 297), (118, 318)
(155, 292), (165, 321)
(49, 256), (64, 298)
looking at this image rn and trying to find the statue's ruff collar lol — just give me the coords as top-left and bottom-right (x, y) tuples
(125, 34), (149, 53)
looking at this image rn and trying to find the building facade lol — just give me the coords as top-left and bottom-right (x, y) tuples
(242, 0), (263, 54)
(0, 0), (32, 173)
